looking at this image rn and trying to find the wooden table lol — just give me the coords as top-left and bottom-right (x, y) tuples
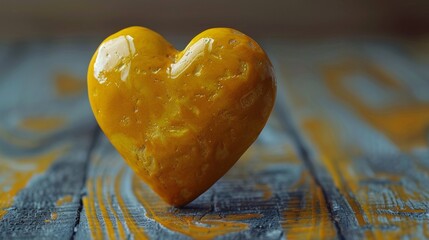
(0, 38), (428, 239)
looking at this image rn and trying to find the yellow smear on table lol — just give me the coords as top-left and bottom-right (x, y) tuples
(114, 167), (147, 239)
(302, 119), (372, 238)
(0, 127), (46, 149)
(241, 143), (337, 239)
(322, 61), (429, 235)
(56, 195), (73, 206)
(45, 212), (58, 222)
(0, 147), (65, 219)
(282, 172), (337, 239)
(96, 177), (118, 240)
(106, 176), (127, 240)
(303, 116), (429, 239)
(324, 61), (429, 151)
(19, 116), (66, 133)
(83, 162), (131, 240)
(83, 179), (103, 240)
(221, 213), (263, 221)
(55, 73), (86, 96)
(132, 174), (250, 239)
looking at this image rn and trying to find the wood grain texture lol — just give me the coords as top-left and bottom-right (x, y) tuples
(271, 41), (429, 239)
(0, 41), (99, 239)
(75, 111), (338, 239)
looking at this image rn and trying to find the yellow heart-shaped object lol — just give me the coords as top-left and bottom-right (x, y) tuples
(88, 27), (276, 206)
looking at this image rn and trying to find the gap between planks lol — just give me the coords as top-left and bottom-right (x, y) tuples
(273, 78), (349, 240)
(71, 127), (101, 240)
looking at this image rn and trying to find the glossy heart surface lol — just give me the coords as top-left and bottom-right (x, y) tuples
(88, 27), (276, 206)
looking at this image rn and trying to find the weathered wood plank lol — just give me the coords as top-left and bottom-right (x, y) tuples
(75, 110), (338, 239)
(0, 41), (99, 239)
(271, 41), (429, 239)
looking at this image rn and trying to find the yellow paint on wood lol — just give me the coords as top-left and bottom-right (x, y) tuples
(56, 195), (73, 206)
(323, 61), (429, 151)
(45, 212), (58, 222)
(133, 172), (252, 239)
(114, 167), (148, 240)
(302, 117), (429, 239)
(84, 155), (134, 240)
(0, 127), (43, 148)
(303, 119), (375, 238)
(282, 171), (337, 239)
(0, 147), (65, 220)
(96, 177), (116, 240)
(105, 178), (127, 240)
(55, 73), (86, 96)
(83, 179), (103, 240)
(19, 116), (66, 133)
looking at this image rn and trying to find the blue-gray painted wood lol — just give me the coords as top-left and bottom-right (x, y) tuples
(269, 40), (429, 239)
(0, 40), (99, 239)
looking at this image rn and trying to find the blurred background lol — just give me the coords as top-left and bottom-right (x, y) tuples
(2, 0), (429, 40)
